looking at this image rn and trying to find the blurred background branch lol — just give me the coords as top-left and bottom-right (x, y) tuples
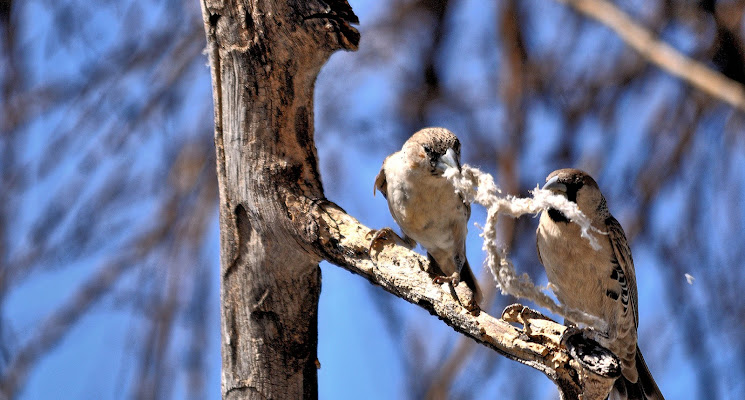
(556, 0), (745, 110)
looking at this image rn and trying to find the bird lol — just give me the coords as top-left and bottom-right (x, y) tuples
(371, 127), (482, 310)
(536, 168), (664, 400)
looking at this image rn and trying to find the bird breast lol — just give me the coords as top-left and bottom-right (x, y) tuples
(537, 213), (617, 325)
(382, 151), (467, 252)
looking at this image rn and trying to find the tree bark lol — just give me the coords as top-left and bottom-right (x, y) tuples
(199, 1), (619, 399)
(198, 0), (359, 398)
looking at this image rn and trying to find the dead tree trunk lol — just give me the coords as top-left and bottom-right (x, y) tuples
(199, 1), (619, 399)
(198, 0), (359, 398)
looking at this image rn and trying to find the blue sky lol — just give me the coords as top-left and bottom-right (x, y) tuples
(3, 0), (742, 399)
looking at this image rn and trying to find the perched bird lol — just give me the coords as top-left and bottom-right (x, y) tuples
(372, 127), (481, 310)
(536, 168), (664, 400)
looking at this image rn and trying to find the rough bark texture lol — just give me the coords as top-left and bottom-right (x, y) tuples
(198, 0), (359, 398)
(199, 1), (618, 399)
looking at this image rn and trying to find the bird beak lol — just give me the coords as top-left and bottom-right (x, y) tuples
(542, 175), (567, 194)
(436, 148), (459, 172)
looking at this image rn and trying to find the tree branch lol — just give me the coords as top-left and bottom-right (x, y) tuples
(312, 201), (621, 399)
(553, 0), (745, 111)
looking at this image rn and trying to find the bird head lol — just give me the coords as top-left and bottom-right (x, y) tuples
(406, 127), (462, 176)
(543, 168), (607, 223)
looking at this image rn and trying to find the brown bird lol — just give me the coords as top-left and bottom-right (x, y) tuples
(372, 127), (481, 310)
(536, 168), (664, 400)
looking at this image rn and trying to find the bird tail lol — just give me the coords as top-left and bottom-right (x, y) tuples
(610, 345), (664, 400)
(426, 253), (482, 307)
(460, 258), (482, 305)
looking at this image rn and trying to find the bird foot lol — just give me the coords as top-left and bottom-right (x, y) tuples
(433, 272), (460, 287)
(501, 304), (554, 323)
(561, 327), (622, 379)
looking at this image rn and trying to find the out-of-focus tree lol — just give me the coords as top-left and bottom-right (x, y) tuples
(1, 0), (744, 399)
(0, 0), (217, 398)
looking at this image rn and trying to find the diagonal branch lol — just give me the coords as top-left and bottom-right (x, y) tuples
(311, 201), (620, 400)
(553, 0), (745, 111)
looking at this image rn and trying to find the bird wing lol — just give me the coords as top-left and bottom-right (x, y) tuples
(374, 163), (387, 198)
(606, 216), (639, 328)
(535, 229), (544, 267)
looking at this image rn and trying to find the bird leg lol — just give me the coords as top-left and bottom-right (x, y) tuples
(425, 254), (478, 313)
(434, 272), (480, 313)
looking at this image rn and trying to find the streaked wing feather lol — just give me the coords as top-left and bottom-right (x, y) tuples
(606, 216), (639, 327)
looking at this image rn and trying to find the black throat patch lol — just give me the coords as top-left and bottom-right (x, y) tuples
(547, 181), (581, 223)
(548, 208), (569, 223)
